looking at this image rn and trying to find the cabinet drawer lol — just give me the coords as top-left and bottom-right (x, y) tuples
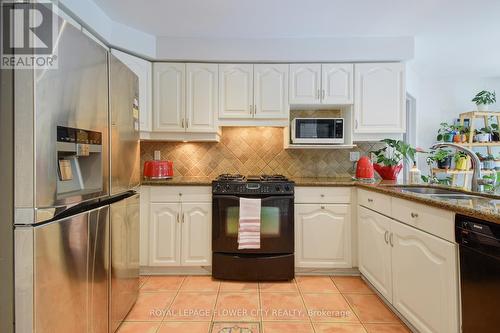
(358, 189), (391, 216)
(295, 187), (351, 204)
(391, 198), (455, 242)
(149, 186), (211, 203)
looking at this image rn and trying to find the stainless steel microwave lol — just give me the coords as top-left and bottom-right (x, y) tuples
(291, 118), (345, 144)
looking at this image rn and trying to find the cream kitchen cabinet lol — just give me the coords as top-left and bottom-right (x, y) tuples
(111, 49), (152, 132)
(358, 192), (459, 333)
(289, 63), (353, 105)
(186, 63), (219, 132)
(391, 221), (459, 333)
(357, 206), (393, 301)
(145, 186), (212, 267)
(295, 204), (352, 268)
(354, 63), (405, 133)
(153, 63), (219, 135)
(219, 64), (289, 120)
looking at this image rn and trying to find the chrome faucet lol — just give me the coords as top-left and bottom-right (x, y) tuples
(430, 142), (494, 192)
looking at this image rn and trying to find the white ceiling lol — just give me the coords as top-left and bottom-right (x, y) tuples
(92, 0), (500, 77)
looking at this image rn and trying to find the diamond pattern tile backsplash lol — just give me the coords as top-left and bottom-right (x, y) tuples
(140, 127), (383, 178)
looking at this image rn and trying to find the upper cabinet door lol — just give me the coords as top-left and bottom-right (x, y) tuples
(289, 64), (321, 105)
(153, 63), (185, 132)
(111, 49), (153, 132)
(322, 64), (353, 104)
(219, 64), (253, 119)
(254, 64), (289, 119)
(354, 63), (406, 133)
(186, 63), (218, 132)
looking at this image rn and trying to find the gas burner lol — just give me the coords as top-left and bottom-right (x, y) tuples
(216, 174), (246, 181)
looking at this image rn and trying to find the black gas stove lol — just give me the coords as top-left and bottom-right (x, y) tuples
(212, 173), (295, 281)
(212, 174), (294, 196)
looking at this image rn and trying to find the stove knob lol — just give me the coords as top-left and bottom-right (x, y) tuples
(224, 184), (231, 192)
(284, 185), (290, 191)
(214, 184), (221, 192)
(275, 185), (281, 192)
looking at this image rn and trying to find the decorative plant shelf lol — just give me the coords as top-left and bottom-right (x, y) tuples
(458, 111), (500, 155)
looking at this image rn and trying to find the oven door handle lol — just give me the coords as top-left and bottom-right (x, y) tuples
(213, 195), (294, 201)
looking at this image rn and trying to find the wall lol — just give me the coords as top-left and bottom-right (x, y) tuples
(141, 127), (382, 179)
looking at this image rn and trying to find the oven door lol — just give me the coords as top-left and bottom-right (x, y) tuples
(212, 195), (294, 254)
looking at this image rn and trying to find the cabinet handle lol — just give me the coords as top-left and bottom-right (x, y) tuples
(317, 89), (321, 100)
(320, 194), (325, 198)
(367, 198), (374, 203)
(322, 89), (326, 99)
(321, 205), (325, 209)
(384, 231), (389, 244)
(355, 120), (358, 129)
(186, 117), (189, 128)
(410, 212), (419, 218)
(254, 105), (257, 115)
(249, 105), (252, 115)
(389, 233), (394, 247)
(182, 213), (185, 223)
(181, 118), (185, 128)
(176, 212), (180, 224)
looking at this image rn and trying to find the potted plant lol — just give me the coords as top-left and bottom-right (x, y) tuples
(474, 127), (492, 142)
(461, 126), (471, 143)
(370, 139), (416, 180)
(436, 122), (455, 142)
(483, 154), (495, 170)
(427, 149), (453, 169)
(489, 117), (500, 141)
(472, 90), (496, 111)
(454, 151), (468, 170)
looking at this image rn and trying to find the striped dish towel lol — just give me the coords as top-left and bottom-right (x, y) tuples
(238, 197), (262, 249)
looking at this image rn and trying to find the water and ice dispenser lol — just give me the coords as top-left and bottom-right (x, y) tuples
(56, 126), (103, 198)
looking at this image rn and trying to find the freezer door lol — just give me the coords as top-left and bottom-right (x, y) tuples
(109, 54), (141, 195)
(110, 193), (140, 332)
(28, 206), (109, 333)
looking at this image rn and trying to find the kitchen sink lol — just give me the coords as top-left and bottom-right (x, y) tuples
(392, 186), (464, 195)
(429, 194), (487, 200)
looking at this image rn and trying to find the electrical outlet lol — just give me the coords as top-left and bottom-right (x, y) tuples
(350, 151), (360, 162)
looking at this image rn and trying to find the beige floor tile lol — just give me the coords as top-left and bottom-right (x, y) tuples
(331, 276), (374, 294)
(314, 322), (367, 333)
(116, 321), (160, 333)
(139, 275), (150, 288)
(296, 276), (339, 293)
(259, 280), (298, 293)
(364, 323), (411, 333)
(302, 293), (358, 323)
(165, 292), (217, 321)
(260, 292), (308, 321)
(220, 281), (259, 293)
(141, 276), (185, 292)
(125, 293), (175, 321)
(157, 321), (211, 333)
(180, 276), (220, 292)
(263, 322), (314, 333)
(344, 294), (399, 323)
(214, 292), (260, 321)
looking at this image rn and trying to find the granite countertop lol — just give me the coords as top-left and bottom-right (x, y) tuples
(141, 177), (500, 224)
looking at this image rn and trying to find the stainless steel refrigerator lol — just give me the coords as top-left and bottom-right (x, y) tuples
(13, 7), (140, 333)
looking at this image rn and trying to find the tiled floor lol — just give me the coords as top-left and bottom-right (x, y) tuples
(118, 275), (410, 333)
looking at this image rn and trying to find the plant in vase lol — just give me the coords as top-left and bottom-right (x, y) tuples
(489, 117), (500, 141)
(370, 139), (416, 180)
(454, 151), (468, 170)
(436, 122), (455, 142)
(460, 126), (471, 143)
(483, 154), (495, 170)
(474, 127), (492, 142)
(472, 90), (496, 111)
(427, 149), (453, 169)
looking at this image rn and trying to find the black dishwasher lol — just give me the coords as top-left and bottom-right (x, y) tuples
(456, 214), (500, 333)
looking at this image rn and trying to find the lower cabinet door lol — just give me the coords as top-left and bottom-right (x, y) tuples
(391, 221), (459, 333)
(181, 203), (212, 266)
(295, 204), (351, 268)
(149, 203), (181, 266)
(357, 206), (393, 301)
